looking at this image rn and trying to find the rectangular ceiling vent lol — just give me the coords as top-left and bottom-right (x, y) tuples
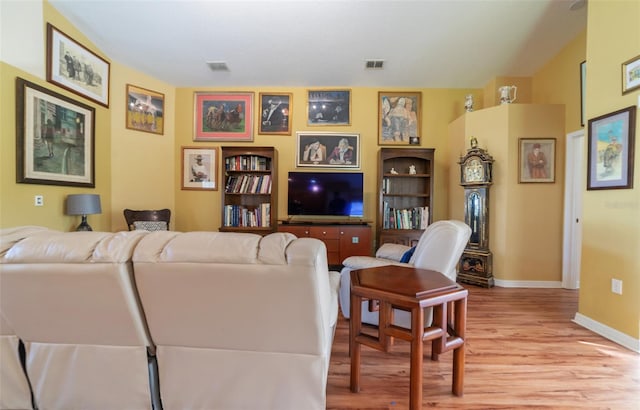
(207, 61), (229, 71)
(365, 60), (384, 69)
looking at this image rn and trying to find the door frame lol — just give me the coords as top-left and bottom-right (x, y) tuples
(562, 129), (584, 289)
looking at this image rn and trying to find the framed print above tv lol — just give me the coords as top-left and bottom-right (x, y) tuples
(126, 84), (165, 135)
(307, 89), (351, 126)
(587, 106), (636, 190)
(16, 77), (95, 187)
(296, 132), (360, 168)
(378, 91), (421, 145)
(46, 23), (110, 107)
(194, 91), (254, 141)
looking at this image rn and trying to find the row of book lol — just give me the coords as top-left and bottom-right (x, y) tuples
(225, 174), (271, 194)
(223, 203), (271, 227)
(382, 203), (429, 230)
(225, 155), (270, 171)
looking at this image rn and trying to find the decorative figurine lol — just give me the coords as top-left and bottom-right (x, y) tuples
(389, 167), (398, 174)
(464, 94), (474, 112)
(498, 85), (517, 104)
(470, 136), (478, 149)
(409, 165), (417, 175)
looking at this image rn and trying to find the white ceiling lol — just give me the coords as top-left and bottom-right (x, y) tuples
(48, 0), (587, 89)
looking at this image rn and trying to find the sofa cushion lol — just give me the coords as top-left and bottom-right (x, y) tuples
(133, 221), (167, 231)
(375, 243), (412, 261)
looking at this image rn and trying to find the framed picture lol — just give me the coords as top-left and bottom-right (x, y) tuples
(181, 146), (217, 190)
(307, 89), (350, 126)
(518, 138), (556, 183)
(259, 92), (292, 135)
(46, 23), (110, 107)
(296, 132), (360, 168)
(587, 106), (636, 190)
(580, 61), (586, 126)
(193, 92), (254, 141)
(378, 91), (421, 145)
(126, 84), (165, 135)
(621, 54), (640, 94)
(16, 77), (95, 187)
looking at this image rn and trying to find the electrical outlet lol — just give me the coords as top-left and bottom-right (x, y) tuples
(34, 195), (44, 206)
(611, 278), (623, 295)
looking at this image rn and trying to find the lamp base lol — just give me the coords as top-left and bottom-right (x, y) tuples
(76, 215), (93, 231)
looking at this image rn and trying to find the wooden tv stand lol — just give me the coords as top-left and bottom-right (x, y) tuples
(277, 221), (372, 266)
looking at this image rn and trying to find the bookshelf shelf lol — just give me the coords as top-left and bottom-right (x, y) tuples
(220, 147), (277, 235)
(378, 147), (434, 247)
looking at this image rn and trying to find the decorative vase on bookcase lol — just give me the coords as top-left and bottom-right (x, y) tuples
(377, 147), (434, 247)
(220, 146), (277, 235)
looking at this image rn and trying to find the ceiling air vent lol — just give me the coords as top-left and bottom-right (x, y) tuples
(365, 60), (384, 69)
(207, 61), (229, 71)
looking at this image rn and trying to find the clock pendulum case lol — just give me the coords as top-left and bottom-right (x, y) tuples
(457, 138), (495, 287)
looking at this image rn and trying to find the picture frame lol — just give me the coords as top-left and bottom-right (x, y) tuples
(580, 61), (586, 126)
(587, 106), (636, 190)
(518, 138), (556, 183)
(16, 77), (95, 187)
(307, 89), (351, 126)
(258, 92), (292, 135)
(193, 92), (254, 141)
(46, 23), (110, 107)
(296, 132), (360, 168)
(378, 91), (421, 145)
(621, 54), (640, 94)
(126, 84), (165, 135)
(181, 146), (218, 190)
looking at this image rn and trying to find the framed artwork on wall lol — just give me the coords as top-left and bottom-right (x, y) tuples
(181, 146), (217, 190)
(46, 23), (110, 107)
(518, 138), (556, 183)
(126, 84), (165, 135)
(258, 92), (292, 135)
(16, 77), (95, 187)
(295, 132), (360, 168)
(193, 92), (254, 141)
(587, 106), (636, 190)
(307, 89), (351, 126)
(378, 91), (421, 145)
(621, 54), (640, 94)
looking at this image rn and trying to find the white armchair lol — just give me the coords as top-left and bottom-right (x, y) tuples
(339, 220), (471, 328)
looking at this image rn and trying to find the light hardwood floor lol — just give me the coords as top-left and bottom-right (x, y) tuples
(326, 286), (639, 409)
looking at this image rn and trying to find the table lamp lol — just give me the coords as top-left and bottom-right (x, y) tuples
(66, 194), (102, 231)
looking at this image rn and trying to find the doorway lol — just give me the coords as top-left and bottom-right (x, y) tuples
(562, 129), (584, 289)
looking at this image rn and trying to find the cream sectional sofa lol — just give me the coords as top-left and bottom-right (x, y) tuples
(0, 227), (340, 410)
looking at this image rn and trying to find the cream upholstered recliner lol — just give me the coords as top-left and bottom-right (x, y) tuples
(339, 220), (471, 328)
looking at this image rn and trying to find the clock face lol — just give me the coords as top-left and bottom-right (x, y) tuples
(464, 158), (484, 183)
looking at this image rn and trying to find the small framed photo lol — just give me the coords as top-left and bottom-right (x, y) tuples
(194, 92), (254, 141)
(296, 132), (360, 168)
(587, 106), (636, 190)
(378, 91), (421, 145)
(307, 89), (351, 125)
(181, 146), (217, 190)
(258, 92), (292, 135)
(621, 54), (640, 94)
(519, 138), (556, 183)
(126, 84), (165, 135)
(16, 77), (95, 187)
(46, 23), (110, 107)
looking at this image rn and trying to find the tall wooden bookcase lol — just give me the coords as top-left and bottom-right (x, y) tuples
(378, 147), (434, 246)
(220, 146), (277, 235)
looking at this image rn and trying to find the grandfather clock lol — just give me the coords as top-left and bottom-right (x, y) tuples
(457, 138), (495, 287)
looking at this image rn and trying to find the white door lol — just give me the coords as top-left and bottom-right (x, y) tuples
(562, 129), (584, 289)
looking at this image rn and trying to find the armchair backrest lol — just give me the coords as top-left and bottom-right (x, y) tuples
(124, 208), (171, 231)
(409, 220), (471, 281)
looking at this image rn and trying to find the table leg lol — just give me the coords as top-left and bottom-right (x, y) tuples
(379, 300), (393, 352)
(409, 305), (424, 410)
(350, 293), (362, 393)
(452, 296), (467, 396)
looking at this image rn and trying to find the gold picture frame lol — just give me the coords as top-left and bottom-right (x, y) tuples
(126, 84), (165, 135)
(378, 91), (421, 145)
(181, 146), (218, 190)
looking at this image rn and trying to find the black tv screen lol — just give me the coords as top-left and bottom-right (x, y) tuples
(287, 172), (364, 218)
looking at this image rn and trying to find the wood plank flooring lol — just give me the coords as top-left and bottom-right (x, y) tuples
(326, 286), (640, 409)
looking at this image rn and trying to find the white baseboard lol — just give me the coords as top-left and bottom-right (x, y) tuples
(573, 313), (640, 353)
(493, 279), (562, 288)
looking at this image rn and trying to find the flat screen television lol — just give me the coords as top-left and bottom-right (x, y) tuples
(287, 171), (364, 218)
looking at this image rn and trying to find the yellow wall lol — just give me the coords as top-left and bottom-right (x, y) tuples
(579, 0), (639, 340)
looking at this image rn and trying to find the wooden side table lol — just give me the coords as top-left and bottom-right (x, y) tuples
(349, 265), (468, 409)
